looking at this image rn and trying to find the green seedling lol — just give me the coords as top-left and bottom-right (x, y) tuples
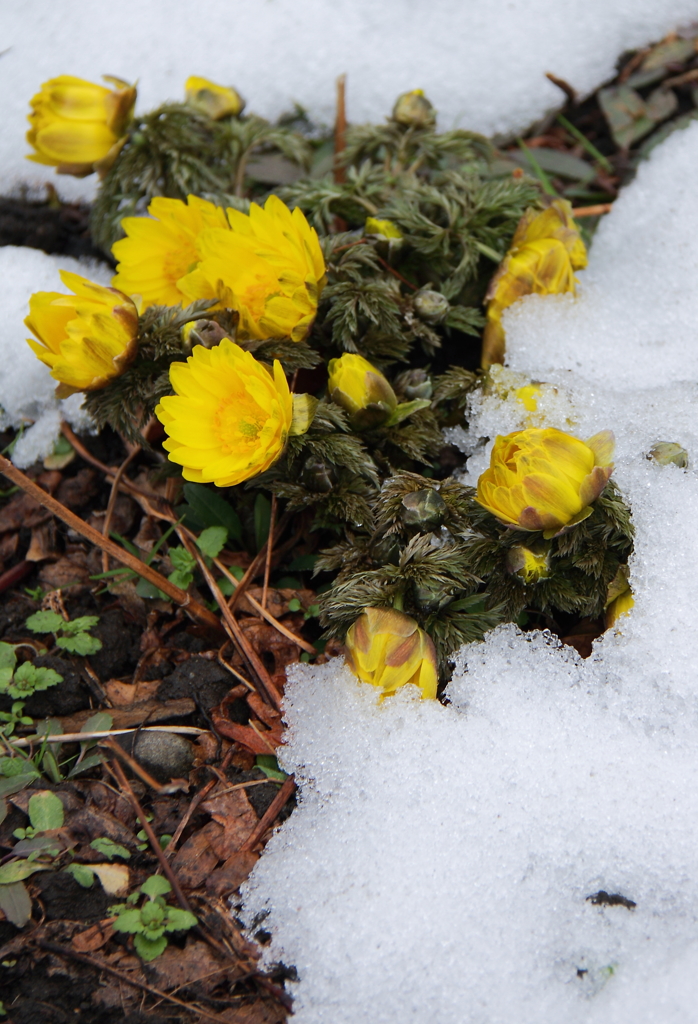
(109, 874), (197, 961)
(0, 790), (65, 927)
(0, 701), (33, 739)
(25, 611), (102, 657)
(0, 642), (62, 700)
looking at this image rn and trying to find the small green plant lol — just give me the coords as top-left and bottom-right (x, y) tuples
(109, 874), (197, 961)
(0, 790), (65, 927)
(25, 611), (103, 656)
(0, 701), (33, 738)
(0, 643), (62, 699)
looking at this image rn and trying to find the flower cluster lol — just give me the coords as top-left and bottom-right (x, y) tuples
(481, 199), (587, 368)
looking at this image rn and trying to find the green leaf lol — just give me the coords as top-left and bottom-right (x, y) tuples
(255, 754), (288, 782)
(56, 633), (102, 656)
(287, 598), (302, 612)
(136, 577), (167, 600)
(0, 665), (14, 691)
(28, 790), (64, 831)
(112, 907), (145, 934)
(168, 568), (195, 591)
(254, 493), (272, 552)
(0, 757), (33, 778)
(90, 837), (131, 861)
(385, 399), (431, 427)
(164, 907), (197, 932)
(61, 616), (100, 635)
(64, 863), (95, 888)
(196, 525), (228, 559)
(25, 611), (65, 634)
(67, 751), (106, 778)
(0, 643), (17, 673)
(81, 711), (113, 737)
(0, 772), (40, 798)
(134, 932), (168, 961)
(0, 880), (31, 927)
(181, 482), (242, 542)
(140, 874), (172, 899)
(0, 859), (49, 884)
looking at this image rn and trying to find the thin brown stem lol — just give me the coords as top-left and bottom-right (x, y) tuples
(102, 446), (141, 573)
(334, 74), (347, 185)
(571, 203), (613, 217)
(0, 455), (222, 634)
(261, 494), (276, 611)
(241, 774), (296, 851)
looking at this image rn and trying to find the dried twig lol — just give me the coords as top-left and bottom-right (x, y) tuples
(262, 494), (276, 611)
(571, 203), (613, 217)
(0, 454), (222, 634)
(241, 774), (296, 851)
(102, 445), (141, 572)
(334, 73), (347, 185)
(8, 725), (206, 748)
(36, 940), (233, 1024)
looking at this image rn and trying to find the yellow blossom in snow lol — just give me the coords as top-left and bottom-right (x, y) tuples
(112, 195), (229, 309)
(25, 272), (139, 398)
(26, 75), (136, 177)
(481, 198), (587, 369)
(476, 427), (614, 538)
(344, 607), (438, 700)
(178, 195), (326, 342)
(155, 339), (316, 487)
(184, 76), (244, 119)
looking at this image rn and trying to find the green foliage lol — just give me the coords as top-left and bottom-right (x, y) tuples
(179, 481), (242, 541)
(110, 874), (197, 962)
(91, 103), (311, 254)
(90, 837), (132, 861)
(26, 611), (102, 658)
(0, 642), (63, 700)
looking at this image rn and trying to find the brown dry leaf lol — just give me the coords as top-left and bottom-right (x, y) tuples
(207, 1000), (288, 1024)
(39, 553), (91, 590)
(72, 918), (115, 953)
(0, 531), (19, 562)
(205, 850), (258, 897)
(103, 679), (160, 706)
(238, 619), (301, 679)
(91, 863), (130, 895)
(67, 805), (139, 851)
(143, 939), (234, 993)
(0, 490), (51, 532)
(212, 717), (283, 756)
(170, 830), (220, 888)
(237, 586), (316, 619)
(26, 521), (58, 562)
(59, 697), (196, 732)
(247, 693), (282, 729)
(56, 468), (98, 509)
(87, 494), (137, 536)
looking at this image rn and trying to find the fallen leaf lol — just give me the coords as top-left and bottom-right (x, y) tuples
(143, 938), (233, 993)
(91, 862), (130, 895)
(0, 491), (51, 532)
(206, 851), (258, 897)
(39, 554), (91, 590)
(72, 918), (116, 953)
(26, 521), (58, 562)
(170, 830), (219, 888)
(56, 468), (98, 510)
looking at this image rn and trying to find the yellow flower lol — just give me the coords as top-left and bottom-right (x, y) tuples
(178, 195), (326, 341)
(506, 545), (550, 583)
(344, 607), (438, 700)
(112, 195), (229, 309)
(25, 271), (138, 399)
(26, 75), (136, 177)
(476, 427), (614, 537)
(515, 384), (541, 412)
(605, 588), (634, 629)
(184, 76), (244, 119)
(155, 339), (299, 487)
(327, 353), (397, 429)
(365, 217), (403, 240)
(481, 199), (587, 369)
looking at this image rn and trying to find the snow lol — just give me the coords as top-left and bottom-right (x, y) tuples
(0, 247), (110, 466)
(241, 114), (698, 1021)
(2, 0), (698, 201)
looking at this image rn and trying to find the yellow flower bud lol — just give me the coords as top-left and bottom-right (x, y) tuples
(25, 272), (139, 399)
(481, 199), (587, 369)
(344, 607), (438, 700)
(26, 75), (136, 177)
(184, 76), (245, 120)
(648, 441), (689, 468)
(392, 89), (436, 128)
(327, 353), (397, 429)
(365, 217), (402, 240)
(506, 545), (550, 583)
(476, 427), (614, 538)
(605, 588), (634, 629)
(156, 339), (296, 488)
